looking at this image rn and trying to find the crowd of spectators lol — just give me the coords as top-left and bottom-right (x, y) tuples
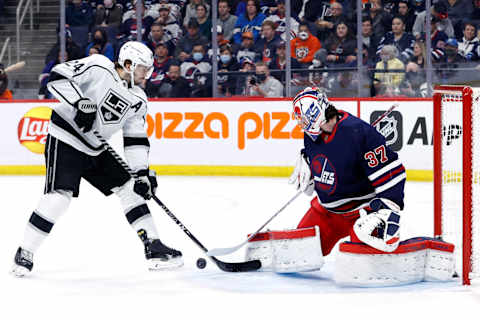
(38, 0), (480, 99)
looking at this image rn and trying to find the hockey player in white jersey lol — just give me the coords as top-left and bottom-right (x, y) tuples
(11, 41), (183, 277)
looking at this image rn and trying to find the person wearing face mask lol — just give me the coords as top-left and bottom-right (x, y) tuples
(85, 29), (115, 61)
(290, 22), (322, 66)
(218, 46), (240, 97)
(94, 0), (123, 29)
(373, 45), (405, 95)
(248, 61), (284, 97)
(434, 38), (468, 84)
(175, 18), (209, 62)
(180, 43), (212, 97)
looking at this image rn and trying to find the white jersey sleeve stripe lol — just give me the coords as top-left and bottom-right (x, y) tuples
(375, 173), (407, 194)
(368, 159), (402, 181)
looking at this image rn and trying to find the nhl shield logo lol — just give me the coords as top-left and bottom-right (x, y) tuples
(99, 89), (131, 124)
(370, 110), (403, 151)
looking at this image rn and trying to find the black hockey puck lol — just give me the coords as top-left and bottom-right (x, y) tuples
(196, 258), (207, 269)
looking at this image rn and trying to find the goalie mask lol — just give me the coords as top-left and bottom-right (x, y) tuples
(118, 41), (154, 86)
(293, 87), (329, 141)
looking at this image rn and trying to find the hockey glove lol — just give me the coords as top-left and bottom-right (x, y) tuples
(288, 149), (314, 196)
(74, 98), (97, 133)
(133, 169), (158, 200)
(353, 198), (401, 252)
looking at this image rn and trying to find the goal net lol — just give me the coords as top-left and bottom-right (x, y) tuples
(433, 85), (480, 285)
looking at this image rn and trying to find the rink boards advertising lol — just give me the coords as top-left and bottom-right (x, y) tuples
(0, 97), (433, 181)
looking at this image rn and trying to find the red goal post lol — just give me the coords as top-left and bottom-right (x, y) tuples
(433, 85), (479, 285)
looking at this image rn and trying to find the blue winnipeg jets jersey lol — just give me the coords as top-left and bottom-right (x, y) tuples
(304, 111), (406, 213)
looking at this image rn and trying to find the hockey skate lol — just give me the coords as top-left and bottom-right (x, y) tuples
(11, 247), (33, 277)
(138, 229), (183, 271)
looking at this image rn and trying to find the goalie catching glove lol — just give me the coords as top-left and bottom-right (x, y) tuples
(288, 149), (314, 196)
(353, 198), (401, 252)
(74, 98), (97, 133)
(133, 169), (158, 200)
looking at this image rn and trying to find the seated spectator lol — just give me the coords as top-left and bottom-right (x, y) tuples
(458, 22), (479, 60)
(207, 25), (231, 60)
(314, 1), (348, 42)
(195, 3), (212, 41)
(154, 3), (183, 44)
(160, 64), (191, 97)
(406, 40), (426, 71)
(218, 46), (240, 96)
(119, 0), (155, 42)
(180, 43), (212, 97)
(248, 61), (284, 97)
(234, 31), (259, 64)
(442, 0), (474, 39)
(234, 56), (255, 95)
(145, 43), (174, 97)
(435, 38), (469, 84)
(255, 20), (282, 66)
(39, 52), (69, 99)
(366, 0), (393, 41)
(413, 2), (454, 39)
(152, 0), (184, 24)
(374, 45), (405, 95)
(145, 22), (175, 56)
(411, 0), (425, 15)
(395, 0), (416, 32)
(218, 0), (238, 42)
(95, 0), (123, 29)
(175, 19), (208, 62)
(66, 0), (94, 27)
(376, 16), (415, 63)
(404, 40), (427, 97)
(317, 21), (356, 67)
(232, 0), (266, 44)
(184, 0), (210, 28)
(290, 22), (322, 66)
(362, 16), (381, 66)
(270, 41), (302, 83)
(430, 16), (448, 61)
(45, 28), (84, 64)
(264, 0), (299, 41)
(85, 28), (115, 61)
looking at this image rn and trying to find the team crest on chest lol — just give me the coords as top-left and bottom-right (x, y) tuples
(99, 89), (131, 124)
(311, 154), (337, 195)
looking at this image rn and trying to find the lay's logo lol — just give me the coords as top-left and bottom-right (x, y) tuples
(17, 107), (52, 154)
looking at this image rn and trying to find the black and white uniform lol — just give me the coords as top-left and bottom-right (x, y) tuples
(21, 54), (157, 254)
(45, 54), (149, 196)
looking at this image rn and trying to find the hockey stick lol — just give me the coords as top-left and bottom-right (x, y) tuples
(206, 190), (302, 256)
(206, 103), (400, 257)
(92, 130), (261, 272)
(371, 103), (398, 126)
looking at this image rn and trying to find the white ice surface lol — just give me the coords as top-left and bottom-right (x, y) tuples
(1, 176), (479, 319)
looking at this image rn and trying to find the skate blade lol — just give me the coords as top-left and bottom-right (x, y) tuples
(10, 264), (31, 277)
(148, 257), (184, 271)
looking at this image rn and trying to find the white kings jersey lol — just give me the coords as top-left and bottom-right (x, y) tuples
(46, 54), (150, 172)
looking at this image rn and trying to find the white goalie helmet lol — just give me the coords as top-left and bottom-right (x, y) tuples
(292, 87), (330, 141)
(118, 41), (154, 83)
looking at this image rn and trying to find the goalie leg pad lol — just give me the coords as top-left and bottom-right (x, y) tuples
(334, 237), (455, 287)
(245, 226), (324, 273)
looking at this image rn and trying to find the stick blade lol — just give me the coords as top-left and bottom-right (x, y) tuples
(211, 257), (261, 272)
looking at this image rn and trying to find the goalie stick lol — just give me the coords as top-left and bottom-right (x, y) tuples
(206, 103), (400, 257)
(92, 130), (261, 272)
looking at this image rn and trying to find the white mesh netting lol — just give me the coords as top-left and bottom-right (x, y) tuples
(438, 87), (480, 283)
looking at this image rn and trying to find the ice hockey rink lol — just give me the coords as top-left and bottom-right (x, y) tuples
(1, 176), (479, 319)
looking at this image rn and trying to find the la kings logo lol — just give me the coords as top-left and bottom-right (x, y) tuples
(99, 89), (131, 124)
(370, 110), (403, 151)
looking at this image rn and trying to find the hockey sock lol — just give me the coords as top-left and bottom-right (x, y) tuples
(21, 191), (71, 253)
